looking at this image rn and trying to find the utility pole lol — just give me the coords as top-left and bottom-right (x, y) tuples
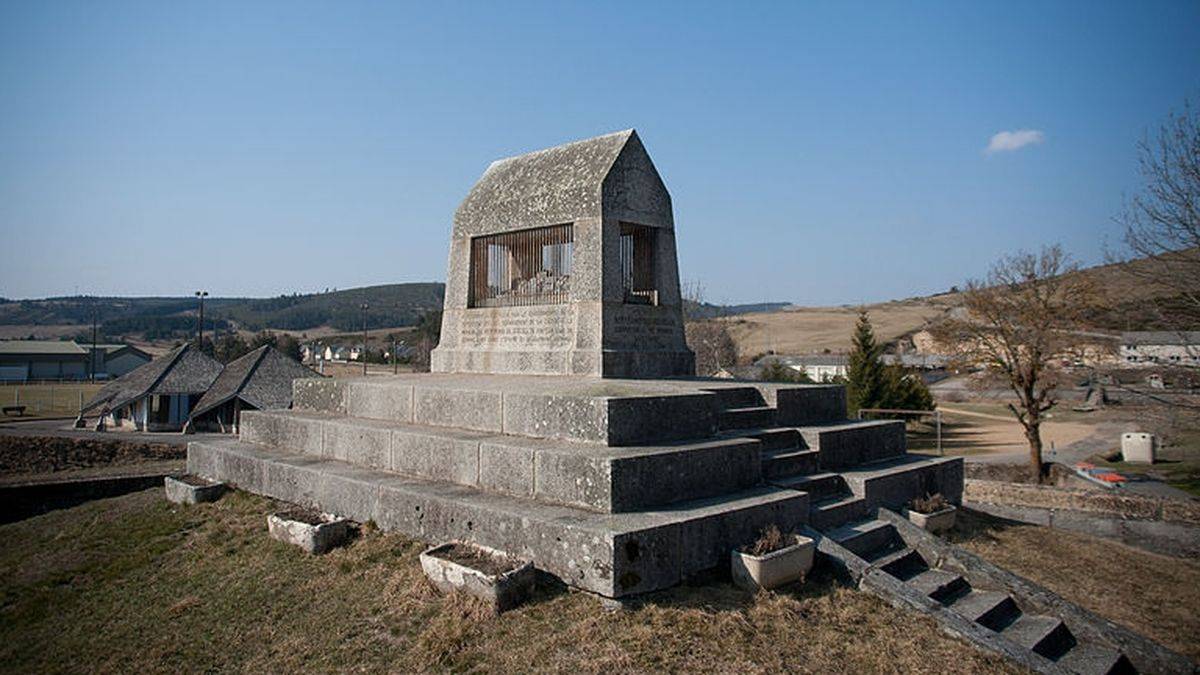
(195, 290), (209, 350)
(392, 335), (398, 374)
(90, 296), (98, 382)
(360, 302), (369, 376)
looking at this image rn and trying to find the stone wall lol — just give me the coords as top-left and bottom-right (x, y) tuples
(964, 479), (1200, 557)
(964, 479), (1200, 524)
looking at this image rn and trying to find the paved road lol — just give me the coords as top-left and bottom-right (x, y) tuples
(0, 417), (221, 446)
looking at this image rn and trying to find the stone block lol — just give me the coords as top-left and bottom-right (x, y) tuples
(805, 420), (906, 470)
(764, 385), (846, 425)
(502, 392), (608, 443)
(479, 440), (535, 497)
(292, 378), (346, 414)
(241, 411), (325, 457)
(532, 450), (611, 511)
(322, 418), (390, 469)
(413, 386), (503, 433)
(607, 439), (762, 512)
(268, 510), (352, 554)
(163, 475), (226, 505)
(419, 542), (536, 613)
(605, 393), (717, 446)
(345, 380), (414, 423)
(390, 427), (482, 486)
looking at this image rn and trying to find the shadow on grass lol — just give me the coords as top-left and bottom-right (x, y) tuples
(624, 559), (852, 614)
(943, 507), (1030, 547)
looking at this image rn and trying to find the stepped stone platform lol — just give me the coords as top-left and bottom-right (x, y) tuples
(188, 374), (962, 598)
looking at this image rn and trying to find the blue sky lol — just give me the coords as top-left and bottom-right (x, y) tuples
(2, 1), (1198, 305)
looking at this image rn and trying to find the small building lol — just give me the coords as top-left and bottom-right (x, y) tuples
(0, 340), (89, 381)
(185, 346), (323, 433)
(78, 344), (223, 431)
(86, 343), (153, 379)
(1119, 331), (1200, 367)
(756, 354), (849, 382)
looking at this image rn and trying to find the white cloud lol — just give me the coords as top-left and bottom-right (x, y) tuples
(985, 129), (1045, 154)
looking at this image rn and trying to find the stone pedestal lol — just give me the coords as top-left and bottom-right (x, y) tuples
(431, 130), (694, 377)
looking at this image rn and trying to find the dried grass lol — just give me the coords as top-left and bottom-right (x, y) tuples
(0, 489), (1024, 673)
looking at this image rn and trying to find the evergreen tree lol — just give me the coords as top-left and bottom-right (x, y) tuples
(846, 311), (887, 413)
(884, 365), (935, 411)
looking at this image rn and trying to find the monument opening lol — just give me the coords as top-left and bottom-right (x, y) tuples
(620, 222), (657, 305)
(468, 223), (573, 308)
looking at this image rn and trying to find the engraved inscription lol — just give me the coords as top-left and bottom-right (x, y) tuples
(459, 307), (572, 348)
(609, 314), (679, 349)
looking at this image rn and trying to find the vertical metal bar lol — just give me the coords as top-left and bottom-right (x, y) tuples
(936, 410), (943, 456)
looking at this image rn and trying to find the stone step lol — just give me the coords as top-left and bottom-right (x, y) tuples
(761, 448), (820, 479)
(947, 589), (1020, 630)
(873, 546), (927, 580)
(776, 472), (847, 501)
(718, 406), (776, 430)
(703, 386), (764, 409)
(1056, 643), (1135, 675)
(826, 518), (899, 559)
(809, 494), (869, 530)
(1001, 614), (1075, 660)
(906, 568), (970, 603)
(187, 438), (810, 600)
(741, 428), (802, 452)
(796, 420), (907, 470)
(837, 455), (964, 510)
(239, 409), (764, 514)
(291, 375), (722, 446)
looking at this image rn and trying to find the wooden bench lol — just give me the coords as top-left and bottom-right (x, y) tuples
(2, 405), (27, 416)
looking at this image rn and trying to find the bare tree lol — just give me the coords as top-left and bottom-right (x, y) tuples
(933, 246), (1099, 482)
(1113, 99), (1200, 347)
(681, 280), (738, 376)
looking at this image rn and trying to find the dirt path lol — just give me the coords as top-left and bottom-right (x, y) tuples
(933, 406), (1099, 463)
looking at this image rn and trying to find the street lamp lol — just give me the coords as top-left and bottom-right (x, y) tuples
(360, 302), (369, 376)
(195, 290), (209, 349)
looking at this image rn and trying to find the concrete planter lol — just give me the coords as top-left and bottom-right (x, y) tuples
(905, 504), (957, 534)
(419, 542), (536, 613)
(164, 475), (226, 505)
(731, 535), (814, 591)
(267, 510), (351, 554)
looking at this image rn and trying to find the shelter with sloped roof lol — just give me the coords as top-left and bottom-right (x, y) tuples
(185, 345), (322, 433)
(77, 343), (222, 431)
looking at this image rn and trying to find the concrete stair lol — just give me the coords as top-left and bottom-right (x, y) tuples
(188, 437), (809, 599)
(826, 517), (1136, 674)
(718, 406), (775, 430)
(239, 409), (767, 514)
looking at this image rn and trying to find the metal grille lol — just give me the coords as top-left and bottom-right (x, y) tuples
(469, 224), (573, 307)
(620, 223), (658, 305)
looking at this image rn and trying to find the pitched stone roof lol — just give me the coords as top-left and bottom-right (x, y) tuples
(189, 346), (322, 419)
(0, 340), (87, 356)
(453, 129), (636, 235)
(81, 344), (222, 414)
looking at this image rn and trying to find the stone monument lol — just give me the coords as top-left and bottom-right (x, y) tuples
(186, 130), (962, 600)
(431, 129), (694, 377)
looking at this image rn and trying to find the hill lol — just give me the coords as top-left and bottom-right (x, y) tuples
(0, 283), (445, 341)
(714, 251), (1198, 360)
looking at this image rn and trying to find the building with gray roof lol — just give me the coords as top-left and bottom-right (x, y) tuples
(0, 340), (89, 381)
(78, 343), (222, 431)
(185, 345), (322, 433)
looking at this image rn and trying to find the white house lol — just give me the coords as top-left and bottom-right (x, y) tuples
(1119, 331), (1200, 367)
(757, 354), (849, 382)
